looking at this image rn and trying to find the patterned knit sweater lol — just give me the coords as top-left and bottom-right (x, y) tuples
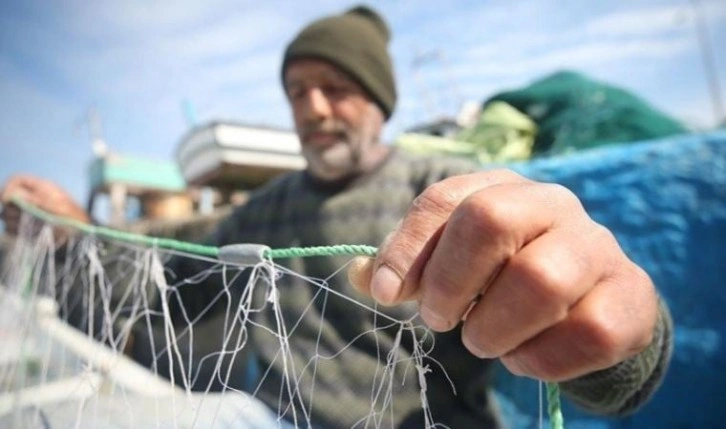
(133, 149), (672, 428)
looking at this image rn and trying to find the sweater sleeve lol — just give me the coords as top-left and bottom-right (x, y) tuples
(559, 298), (673, 415)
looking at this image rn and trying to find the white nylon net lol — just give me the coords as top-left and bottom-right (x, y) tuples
(0, 212), (446, 429)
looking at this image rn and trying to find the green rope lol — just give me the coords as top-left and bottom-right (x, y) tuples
(10, 196), (563, 428)
(13, 197), (220, 258)
(12, 198), (378, 260)
(267, 244), (377, 259)
(547, 382), (564, 429)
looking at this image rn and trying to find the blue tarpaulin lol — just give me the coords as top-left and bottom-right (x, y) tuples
(496, 132), (726, 428)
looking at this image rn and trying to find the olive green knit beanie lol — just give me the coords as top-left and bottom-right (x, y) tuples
(281, 5), (397, 120)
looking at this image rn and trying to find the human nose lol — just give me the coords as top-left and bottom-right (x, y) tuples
(301, 87), (332, 122)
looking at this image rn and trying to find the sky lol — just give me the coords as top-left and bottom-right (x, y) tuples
(0, 0), (724, 204)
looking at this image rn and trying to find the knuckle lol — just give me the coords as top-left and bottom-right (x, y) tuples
(508, 254), (571, 315)
(547, 182), (575, 197)
(574, 313), (624, 366)
(412, 181), (461, 215)
(591, 222), (617, 245)
(542, 182), (587, 217)
(454, 195), (512, 238)
(589, 223), (624, 270)
(545, 182), (579, 205)
(487, 168), (527, 183)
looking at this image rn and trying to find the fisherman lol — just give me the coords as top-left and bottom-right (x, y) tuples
(1, 5), (671, 428)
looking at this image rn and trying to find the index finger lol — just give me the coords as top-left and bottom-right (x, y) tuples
(368, 169), (528, 305)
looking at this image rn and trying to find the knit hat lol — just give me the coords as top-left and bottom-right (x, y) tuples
(281, 5), (397, 119)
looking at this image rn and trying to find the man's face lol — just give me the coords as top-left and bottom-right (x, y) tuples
(284, 58), (384, 181)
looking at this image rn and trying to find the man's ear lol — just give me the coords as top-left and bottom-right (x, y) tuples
(361, 103), (386, 141)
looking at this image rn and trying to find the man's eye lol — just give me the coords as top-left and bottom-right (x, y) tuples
(287, 89), (304, 100)
(323, 85), (349, 98)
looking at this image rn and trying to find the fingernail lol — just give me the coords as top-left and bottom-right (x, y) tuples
(371, 264), (403, 305)
(461, 334), (495, 359)
(504, 356), (527, 376)
(347, 256), (374, 294)
(420, 304), (452, 332)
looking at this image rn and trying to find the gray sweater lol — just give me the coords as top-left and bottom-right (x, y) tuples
(126, 149), (671, 428)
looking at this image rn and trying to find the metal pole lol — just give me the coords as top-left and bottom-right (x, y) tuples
(690, 0), (725, 125)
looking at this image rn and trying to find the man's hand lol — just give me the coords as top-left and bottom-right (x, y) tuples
(1, 175), (91, 237)
(349, 170), (658, 382)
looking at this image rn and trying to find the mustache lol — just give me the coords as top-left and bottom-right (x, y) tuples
(300, 121), (349, 142)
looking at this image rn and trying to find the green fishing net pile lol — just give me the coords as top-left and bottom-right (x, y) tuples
(397, 70), (687, 163)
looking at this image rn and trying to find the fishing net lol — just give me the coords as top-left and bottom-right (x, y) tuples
(0, 202), (562, 429)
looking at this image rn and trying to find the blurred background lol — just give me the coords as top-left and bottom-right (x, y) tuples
(1, 1), (725, 427)
(0, 0), (724, 210)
